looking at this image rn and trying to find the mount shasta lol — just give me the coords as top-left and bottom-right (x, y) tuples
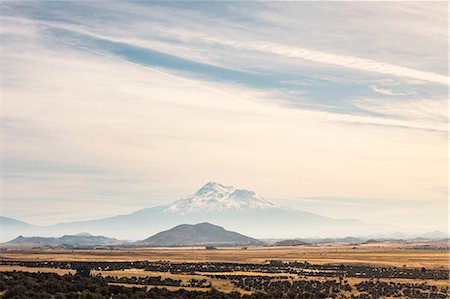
(1, 182), (388, 242)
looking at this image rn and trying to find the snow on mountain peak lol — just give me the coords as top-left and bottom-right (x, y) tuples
(164, 182), (278, 213)
(195, 181), (232, 197)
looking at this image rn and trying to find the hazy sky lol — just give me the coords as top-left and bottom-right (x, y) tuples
(1, 1), (448, 232)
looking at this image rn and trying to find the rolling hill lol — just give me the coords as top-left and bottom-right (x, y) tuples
(274, 239), (311, 246)
(7, 233), (123, 246)
(137, 222), (261, 246)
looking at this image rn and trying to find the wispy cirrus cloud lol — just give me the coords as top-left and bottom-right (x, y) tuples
(12, 12), (447, 86)
(354, 98), (448, 124)
(150, 28), (448, 85)
(370, 85), (407, 97)
(1, 1), (448, 231)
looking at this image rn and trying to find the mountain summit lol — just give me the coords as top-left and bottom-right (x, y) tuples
(164, 182), (279, 213)
(1, 182), (390, 241)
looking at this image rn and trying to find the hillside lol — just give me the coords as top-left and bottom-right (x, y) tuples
(274, 239), (311, 246)
(137, 222), (261, 246)
(6, 233), (123, 246)
(1, 216), (39, 243)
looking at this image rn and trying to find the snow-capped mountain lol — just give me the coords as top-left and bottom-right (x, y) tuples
(164, 182), (279, 213)
(1, 182), (392, 241)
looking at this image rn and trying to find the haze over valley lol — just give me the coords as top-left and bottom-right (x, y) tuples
(1, 182), (447, 243)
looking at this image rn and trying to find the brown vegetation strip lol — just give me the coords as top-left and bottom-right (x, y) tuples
(1, 243), (448, 269)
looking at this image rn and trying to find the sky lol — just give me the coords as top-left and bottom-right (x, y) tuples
(1, 1), (448, 233)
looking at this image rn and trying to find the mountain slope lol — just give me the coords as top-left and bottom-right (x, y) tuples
(137, 222), (261, 246)
(0, 216), (33, 227)
(415, 230), (448, 240)
(274, 239), (311, 246)
(165, 182), (278, 213)
(0, 216), (39, 243)
(7, 233), (123, 246)
(5, 182), (392, 240)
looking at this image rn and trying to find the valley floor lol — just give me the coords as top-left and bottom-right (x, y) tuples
(1, 242), (449, 269)
(0, 242), (449, 298)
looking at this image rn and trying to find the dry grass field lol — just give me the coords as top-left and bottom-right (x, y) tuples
(1, 242), (448, 269)
(1, 242), (448, 298)
(0, 265), (75, 275)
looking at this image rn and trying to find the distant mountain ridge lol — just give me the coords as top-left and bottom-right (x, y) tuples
(1, 182), (447, 242)
(414, 230), (448, 240)
(274, 239), (311, 246)
(7, 233), (123, 246)
(1, 216), (33, 228)
(1, 216), (36, 243)
(0, 182), (387, 241)
(137, 222), (261, 246)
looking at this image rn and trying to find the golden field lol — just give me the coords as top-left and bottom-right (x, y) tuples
(1, 242), (448, 269)
(1, 241), (448, 297)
